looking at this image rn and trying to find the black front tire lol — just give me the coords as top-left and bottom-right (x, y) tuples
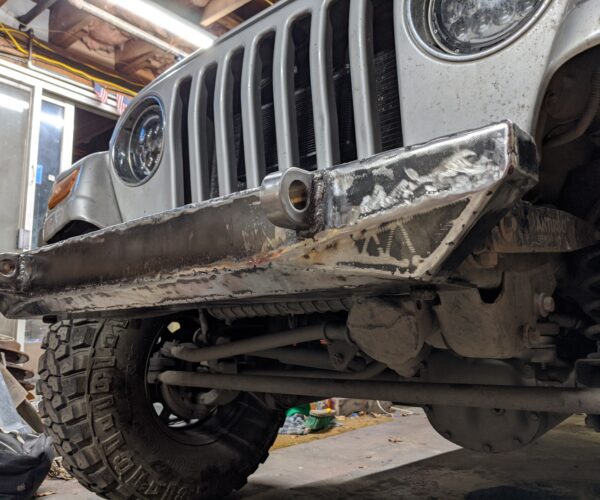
(37, 319), (283, 499)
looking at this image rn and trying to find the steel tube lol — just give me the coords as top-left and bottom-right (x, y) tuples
(169, 323), (348, 362)
(158, 372), (600, 414)
(242, 362), (387, 380)
(251, 347), (340, 371)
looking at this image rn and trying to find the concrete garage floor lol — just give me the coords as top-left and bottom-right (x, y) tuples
(41, 409), (600, 499)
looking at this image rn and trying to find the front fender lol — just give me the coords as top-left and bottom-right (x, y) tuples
(43, 152), (122, 244)
(537, 0), (600, 113)
(395, 0), (600, 145)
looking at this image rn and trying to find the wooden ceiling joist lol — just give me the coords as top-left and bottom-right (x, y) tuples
(1, 0), (278, 86)
(49, 1), (91, 48)
(200, 0), (255, 27)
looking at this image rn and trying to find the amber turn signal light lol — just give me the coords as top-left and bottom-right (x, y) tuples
(48, 167), (80, 210)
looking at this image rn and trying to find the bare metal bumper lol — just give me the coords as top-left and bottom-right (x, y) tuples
(0, 122), (537, 319)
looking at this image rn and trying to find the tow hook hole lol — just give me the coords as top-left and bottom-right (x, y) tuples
(0, 259), (16, 277)
(289, 180), (309, 212)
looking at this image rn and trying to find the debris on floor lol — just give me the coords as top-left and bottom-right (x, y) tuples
(35, 490), (56, 498)
(273, 400), (395, 451)
(335, 398), (394, 417)
(390, 406), (415, 417)
(47, 457), (72, 481)
(279, 403), (338, 435)
(0, 366), (53, 499)
(279, 413), (312, 436)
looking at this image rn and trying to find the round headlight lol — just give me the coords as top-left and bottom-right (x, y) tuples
(112, 96), (165, 185)
(429, 0), (544, 55)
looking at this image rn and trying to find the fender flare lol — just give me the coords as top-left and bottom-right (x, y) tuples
(43, 152), (122, 243)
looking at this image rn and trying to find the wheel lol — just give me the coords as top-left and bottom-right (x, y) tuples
(37, 318), (283, 499)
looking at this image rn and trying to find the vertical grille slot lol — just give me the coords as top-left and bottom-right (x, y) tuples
(192, 64), (218, 200)
(258, 33), (278, 176)
(214, 48), (244, 195)
(376, 0), (403, 152)
(292, 14), (317, 170)
(273, 13), (312, 171)
(330, 0), (357, 164)
(231, 50), (246, 191)
(242, 31), (275, 188)
(310, 1), (340, 169)
(349, 0), (381, 158)
(175, 77), (192, 205)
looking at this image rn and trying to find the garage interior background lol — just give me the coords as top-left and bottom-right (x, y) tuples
(0, 0), (277, 371)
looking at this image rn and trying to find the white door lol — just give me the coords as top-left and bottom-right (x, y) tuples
(23, 96), (74, 356)
(30, 97), (74, 249)
(0, 78), (34, 338)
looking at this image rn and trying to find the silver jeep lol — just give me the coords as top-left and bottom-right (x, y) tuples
(2, 0), (600, 497)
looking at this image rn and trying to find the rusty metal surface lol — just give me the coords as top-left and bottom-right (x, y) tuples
(0, 122), (537, 319)
(490, 203), (600, 253)
(207, 298), (353, 320)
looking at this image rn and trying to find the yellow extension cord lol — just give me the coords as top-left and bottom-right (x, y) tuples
(0, 23), (139, 97)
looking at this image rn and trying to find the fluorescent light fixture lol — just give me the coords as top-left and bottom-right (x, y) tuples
(0, 93), (30, 113)
(104, 0), (216, 49)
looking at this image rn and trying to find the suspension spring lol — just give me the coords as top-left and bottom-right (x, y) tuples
(578, 247), (600, 339)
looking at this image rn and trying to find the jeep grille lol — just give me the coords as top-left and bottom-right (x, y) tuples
(170, 0), (402, 203)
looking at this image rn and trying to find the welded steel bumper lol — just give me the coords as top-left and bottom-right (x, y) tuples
(0, 122), (537, 319)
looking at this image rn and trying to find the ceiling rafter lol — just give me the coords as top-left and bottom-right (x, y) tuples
(2, 0), (278, 85)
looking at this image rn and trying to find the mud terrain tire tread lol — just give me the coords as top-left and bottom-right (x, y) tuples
(37, 319), (282, 499)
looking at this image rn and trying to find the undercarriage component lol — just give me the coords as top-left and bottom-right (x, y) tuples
(166, 323), (349, 363)
(434, 265), (557, 359)
(347, 297), (436, 376)
(207, 298), (353, 320)
(422, 351), (565, 453)
(0, 122), (536, 319)
(544, 66), (600, 149)
(249, 346), (364, 372)
(424, 403), (564, 454)
(489, 203), (600, 253)
(157, 371), (599, 414)
(241, 362), (387, 380)
(566, 245), (600, 338)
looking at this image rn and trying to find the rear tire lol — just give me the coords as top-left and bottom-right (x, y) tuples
(37, 318), (283, 499)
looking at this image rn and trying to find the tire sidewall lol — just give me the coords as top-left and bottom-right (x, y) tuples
(42, 319), (283, 499)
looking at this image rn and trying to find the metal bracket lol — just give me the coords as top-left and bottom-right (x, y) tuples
(260, 167), (313, 229)
(490, 203), (600, 253)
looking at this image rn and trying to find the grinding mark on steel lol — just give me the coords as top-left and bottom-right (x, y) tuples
(398, 222), (416, 254)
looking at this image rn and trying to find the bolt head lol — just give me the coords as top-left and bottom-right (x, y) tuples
(542, 296), (555, 313)
(535, 293), (555, 317)
(500, 215), (518, 240)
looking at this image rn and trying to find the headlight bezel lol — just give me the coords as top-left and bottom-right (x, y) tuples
(406, 0), (551, 61)
(110, 95), (166, 187)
